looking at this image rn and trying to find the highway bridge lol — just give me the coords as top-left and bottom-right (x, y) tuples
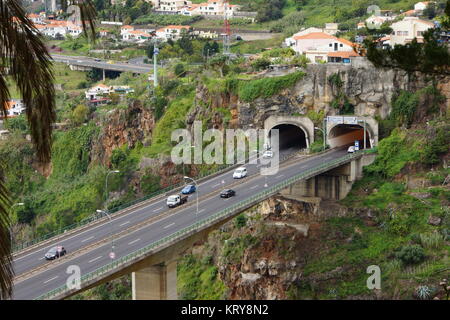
(51, 54), (153, 74)
(11, 143), (376, 300)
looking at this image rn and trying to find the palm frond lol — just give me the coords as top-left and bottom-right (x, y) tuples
(0, 0), (96, 300)
(0, 166), (12, 300)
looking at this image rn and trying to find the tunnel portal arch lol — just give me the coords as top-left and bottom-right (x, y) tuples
(326, 117), (378, 149)
(264, 116), (314, 150)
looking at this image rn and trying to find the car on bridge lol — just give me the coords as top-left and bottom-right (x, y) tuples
(44, 246), (67, 260)
(181, 184), (196, 194)
(347, 146), (355, 153)
(220, 189), (236, 198)
(233, 167), (247, 179)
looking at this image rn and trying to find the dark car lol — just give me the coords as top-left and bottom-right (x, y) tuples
(44, 246), (67, 260)
(181, 184), (196, 194)
(220, 189), (236, 198)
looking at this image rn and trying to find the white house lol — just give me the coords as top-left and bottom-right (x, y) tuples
(153, 0), (192, 13)
(3, 100), (25, 118)
(41, 23), (68, 38)
(120, 25), (134, 37)
(390, 16), (435, 45)
(67, 22), (82, 37)
(85, 84), (112, 100)
(285, 25), (339, 47)
(156, 25), (191, 41)
(365, 14), (394, 29)
(189, 0), (240, 17)
(414, 1), (435, 11)
(27, 13), (44, 24)
(290, 32), (358, 63)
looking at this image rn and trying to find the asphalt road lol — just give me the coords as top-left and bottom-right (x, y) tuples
(12, 147), (349, 300)
(51, 54), (153, 74)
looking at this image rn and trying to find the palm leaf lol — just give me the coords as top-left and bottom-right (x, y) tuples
(0, 0), (96, 300)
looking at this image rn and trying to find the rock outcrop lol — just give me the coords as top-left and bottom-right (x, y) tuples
(91, 100), (155, 167)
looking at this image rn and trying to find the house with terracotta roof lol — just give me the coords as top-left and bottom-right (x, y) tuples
(290, 32), (358, 64)
(390, 16), (435, 45)
(27, 13), (44, 24)
(2, 100), (25, 119)
(120, 25), (134, 38)
(365, 13), (396, 29)
(285, 24), (340, 47)
(156, 25), (191, 41)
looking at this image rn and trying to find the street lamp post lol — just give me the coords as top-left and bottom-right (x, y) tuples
(96, 209), (115, 259)
(10, 202), (24, 249)
(184, 176), (199, 216)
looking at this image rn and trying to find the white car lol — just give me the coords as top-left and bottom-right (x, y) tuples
(347, 146), (355, 153)
(233, 167), (247, 179)
(262, 150), (274, 159)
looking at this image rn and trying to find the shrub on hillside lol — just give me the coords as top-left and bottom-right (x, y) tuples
(395, 244), (426, 265)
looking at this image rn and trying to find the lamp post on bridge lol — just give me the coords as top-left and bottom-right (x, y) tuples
(314, 126), (326, 151)
(96, 209), (115, 260)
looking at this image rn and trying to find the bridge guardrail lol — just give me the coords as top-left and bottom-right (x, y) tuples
(34, 150), (374, 300)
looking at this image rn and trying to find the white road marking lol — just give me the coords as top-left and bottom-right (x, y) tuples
(43, 276), (58, 284)
(198, 209), (206, 213)
(81, 236), (94, 243)
(211, 183), (221, 188)
(128, 239), (140, 245)
(250, 185), (259, 190)
(153, 207), (163, 212)
(119, 221), (130, 227)
(276, 174), (285, 178)
(164, 223), (175, 229)
(88, 256), (103, 263)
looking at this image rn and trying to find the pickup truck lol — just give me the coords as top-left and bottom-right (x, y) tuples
(166, 194), (188, 208)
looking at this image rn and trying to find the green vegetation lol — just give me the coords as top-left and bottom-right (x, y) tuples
(134, 14), (202, 26)
(237, 71), (305, 102)
(178, 254), (226, 300)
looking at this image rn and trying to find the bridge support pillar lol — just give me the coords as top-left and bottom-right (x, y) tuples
(132, 261), (177, 300)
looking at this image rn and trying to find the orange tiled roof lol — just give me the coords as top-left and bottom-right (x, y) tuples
(293, 32), (336, 40)
(294, 32), (356, 48)
(327, 51), (360, 58)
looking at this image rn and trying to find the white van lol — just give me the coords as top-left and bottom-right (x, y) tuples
(233, 167), (247, 179)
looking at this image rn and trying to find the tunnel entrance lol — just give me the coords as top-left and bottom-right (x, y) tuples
(328, 124), (371, 149)
(269, 124), (308, 151)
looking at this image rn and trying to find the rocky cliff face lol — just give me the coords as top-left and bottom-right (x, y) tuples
(185, 195), (376, 300)
(91, 100), (155, 167)
(188, 63), (440, 131)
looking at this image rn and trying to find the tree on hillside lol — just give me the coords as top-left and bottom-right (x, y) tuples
(0, 0), (96, 300)
(208, 55), (228, 77)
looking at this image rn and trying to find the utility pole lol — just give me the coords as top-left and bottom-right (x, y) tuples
(153, 40), (159, 89)
(222, 1), (231, 55)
